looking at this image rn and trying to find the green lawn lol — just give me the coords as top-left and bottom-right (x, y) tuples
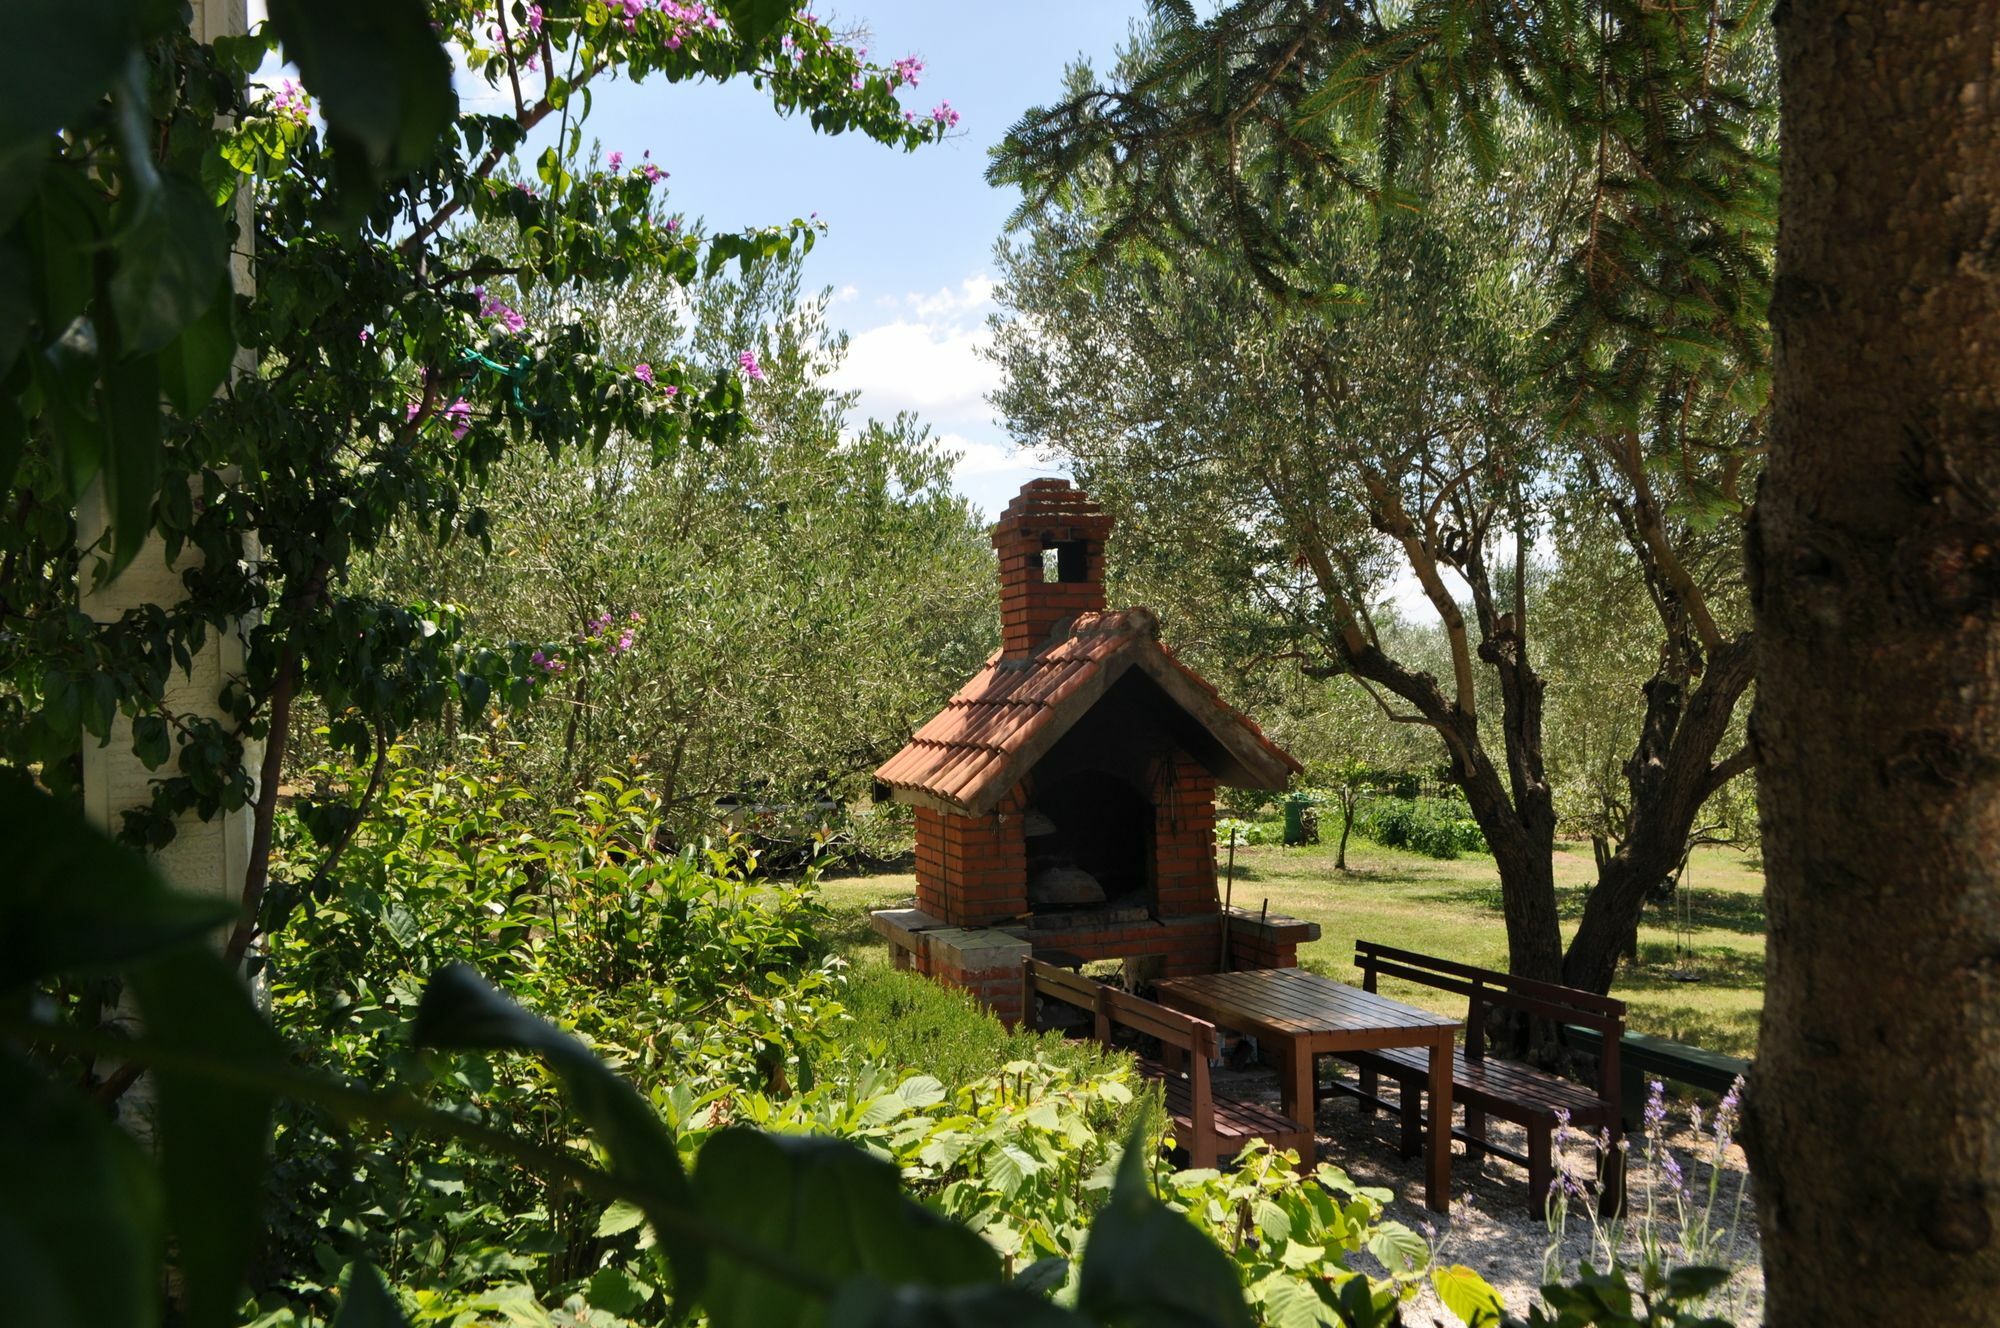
(818, 837), (1765, 1059)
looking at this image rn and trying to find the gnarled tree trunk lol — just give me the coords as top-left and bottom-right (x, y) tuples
(1751, 1), (2000, 1319)
(1564, 636), (1756, 993)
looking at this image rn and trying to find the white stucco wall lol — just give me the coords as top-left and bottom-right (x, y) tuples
(80, 0), (256, 909)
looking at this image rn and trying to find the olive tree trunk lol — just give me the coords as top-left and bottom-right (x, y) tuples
(1750, 1), (2000, 1319)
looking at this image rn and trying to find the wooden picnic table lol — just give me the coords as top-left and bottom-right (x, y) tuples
(1154, 966), (1463, 1213)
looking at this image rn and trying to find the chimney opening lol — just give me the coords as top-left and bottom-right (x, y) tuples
(1043, 538), (1088, 584)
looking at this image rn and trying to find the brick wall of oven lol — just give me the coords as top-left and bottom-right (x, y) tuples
(913, 786), (1028, 926)
(1153, 753), (1219, 917)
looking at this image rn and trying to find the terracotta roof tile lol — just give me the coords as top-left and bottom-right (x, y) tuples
(876, 608), (1299, 814)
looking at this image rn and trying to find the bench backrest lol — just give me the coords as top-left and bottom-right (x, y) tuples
(1355, 939), (1625, 1107)
(1021, 957), (1218, 1062)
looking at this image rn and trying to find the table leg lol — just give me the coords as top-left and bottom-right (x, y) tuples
(1425, 1037), (1453, 1213)
(1282, 1038), (1316, 1166)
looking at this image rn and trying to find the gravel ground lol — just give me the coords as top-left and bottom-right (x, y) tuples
(1210, 1062), (1764, 1325)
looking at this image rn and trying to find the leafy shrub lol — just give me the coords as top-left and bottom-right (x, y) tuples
(1356, 796), (1488, 859)
(839, 964), (1129, 1096)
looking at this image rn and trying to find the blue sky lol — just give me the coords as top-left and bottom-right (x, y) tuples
(249, 2), (1150, 514)
(552, 3), (1152, 518)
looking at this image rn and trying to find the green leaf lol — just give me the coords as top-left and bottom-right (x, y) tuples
(132, 714), (170, 768)
(1365, 1220), (1428, 1276)
(157, 274), (237, 416)
(1247, 1272), (1329, 1328)
(0, 1), (156, 166)
(413, 964), (704, 1296)
(586, 1266), (653, 1317)
(0, 231), (32, 381)
(1076, 1131), (1254, 1328)
(0, 395), (24, 497)
(1662, 1265), (1732, 1300)
(0, 1050), (163, 1328)
(0, 774), (236, 989)
(595, 1200), (648, 1238)
(268, 0), (457, 204)
(692, 1128), (1000, 1328)
(1433, 1264), (1506, 1327)
(330, 1262), (411, 1328)
(719, 0), (792, 52)
(101, 346), (161, 572)
(896, 1073), (946, 1109)
(129, 945), (284, 1328)
(108, 178), (228, 356)
(826, 1278), (1085, 1328)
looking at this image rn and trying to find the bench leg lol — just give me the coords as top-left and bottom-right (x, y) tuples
(1597, 1129), (1626, 1219)
(1528, 1125), (1553, 1219)
(1464, 1107), (1486, 1147)
(1398, 1080), (1423, 1159)
(1358, 1064), (1378, 1117)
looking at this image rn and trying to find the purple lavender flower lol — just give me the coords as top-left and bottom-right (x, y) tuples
(1714, 1075), (1744, 1149)
(1661, 1149), (1688, 1196)
(1643, 1078), (1667, 1138)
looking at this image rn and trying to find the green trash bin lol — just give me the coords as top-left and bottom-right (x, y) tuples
(1282, 792), (1312, 846)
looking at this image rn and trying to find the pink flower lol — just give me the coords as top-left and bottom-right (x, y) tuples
(737, 349), (765, 381)
(639, 162), (665, 184)
(629, 610), (643, 621)
(616, 630), (635, 652)
(608, 150), (625, 172)
(892, 55), (923, 87)
(662, 384), (679, 398)
(634, 363), (655, 386)
(270, 78), (310, 124)
(526, 2), (544, 33)
(930, 101), (960, 129)
(358, 327), (372, 344)
(445, 398), (473, 439)
(476, 286), (526, 334)
(405, 399), (422, 422)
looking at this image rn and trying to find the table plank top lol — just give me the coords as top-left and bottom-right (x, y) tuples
(1155, 967), (1460, 1038)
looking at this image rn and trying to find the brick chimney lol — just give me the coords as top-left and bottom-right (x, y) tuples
(992, 479), (1112, 656)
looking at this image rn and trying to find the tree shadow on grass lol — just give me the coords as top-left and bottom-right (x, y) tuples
(1621, 940), (1765, 991)
(1641, 887), (1768, 937)
(820, 892), (909, 957)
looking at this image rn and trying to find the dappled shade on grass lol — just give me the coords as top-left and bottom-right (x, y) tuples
(821, 839), (1767, 1060)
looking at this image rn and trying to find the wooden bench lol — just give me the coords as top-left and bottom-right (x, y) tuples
(1020, 957), (1302, 1169)
(1324, 941), (1626, 1215)
(1564, 1024), (1750, 1130)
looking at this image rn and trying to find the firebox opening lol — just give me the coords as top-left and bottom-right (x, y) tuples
(1025, 769), (1153, 916)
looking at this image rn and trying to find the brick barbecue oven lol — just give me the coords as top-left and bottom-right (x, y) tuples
(870, 479), (1320, 1023)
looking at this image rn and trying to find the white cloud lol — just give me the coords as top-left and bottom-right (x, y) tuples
(831, 270), (1004, 418)
(934, 432), (1021, 478)
(831, 317), (1000, 417)
(832, 283), (860, 304)
(906, 274), (996, 320)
